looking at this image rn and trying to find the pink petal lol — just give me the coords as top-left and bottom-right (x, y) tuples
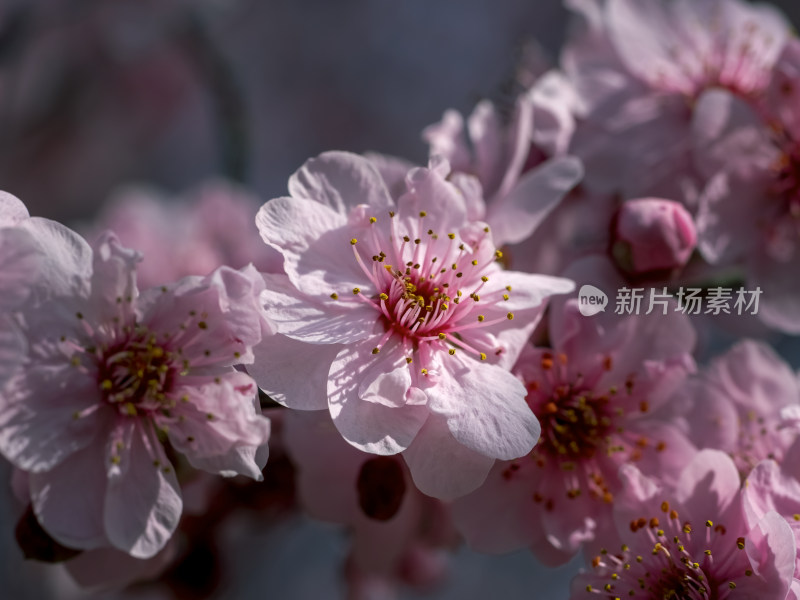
(742, 511), (796, 600)
(402, 414), (495, 500)
(19, 217), (92, 302)
(87, 231), (141, 324)
(400, 164), (468, 234)
(0, 316), (25, 387)
(0, 191), (29, 226)
(0, 227), (42, 311)
(165, 373), (271, 478)
(261, 273), (379, 344)
(288, 151), (394, 215)
(104, 420), (182, 559)
(452, 460), (540, 553)
(249, 334), (339, 410)
(673, 449), (741, 520)
(425, 357), (539, 461)
(487, 156), (583, 247)
(529, 70), (578, 157)
(328, 340), (428, 455)
(0, 365), (107, 472)
(29, 435), (108, 551)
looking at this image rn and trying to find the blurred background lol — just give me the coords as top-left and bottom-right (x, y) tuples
(2, 0), (800, 598)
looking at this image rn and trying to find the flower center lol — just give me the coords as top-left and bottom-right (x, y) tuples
(336, 209), (516, 371)
(584, 503), (748, 600)
(96, 329), (179, 416)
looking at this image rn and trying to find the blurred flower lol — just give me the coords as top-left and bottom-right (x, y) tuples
(0, 221), (272, 558)
(86, 180), (282, 289)
(682, 340), (800, 477)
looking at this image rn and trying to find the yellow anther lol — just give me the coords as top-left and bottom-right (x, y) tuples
(406, 357), (413, 364)
(481, 275), (488, 282)
(477, 315), (485, 322)
(379, 293), (389, 300)
(353, 287), (361, 294)
(101, 379), (113, 390)
(421, 368), (428, 375)
(447, 233), (455, 239)
(472, 260), (478, 265)
(419, 211), (427, 217)
(479, 353), (487, 361)
(389, 211), (395, 217)
(495, 250), (503, 259)
(350, 238), (358, 245)
(503, 294), (509, 300)
(448, 349), (456, 355)
(330, 292), (339, 299)
(507, 312), (514, 320)
(438, 333), (447, 340)
(123, 403), (137, 416)
(372, 347), (380, 355)
(506, 285), (512, 291)
(369, 216), (377, 223)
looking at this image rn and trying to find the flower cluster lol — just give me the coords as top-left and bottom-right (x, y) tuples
(2, 0), (800, 598)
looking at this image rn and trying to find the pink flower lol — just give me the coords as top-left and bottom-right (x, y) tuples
(252, 151), (574, 499)
(692, 84), (800, 333)
(613, 198), (698, 275)
(87, 180), (282, 289)
(452, 257), (697, 561)
(682, 340), (800, 477)
(0, 229), (272, 558)
(422, 75), (584, 250)
(570, 450), (797, 599)
(563, 0), (790, 198)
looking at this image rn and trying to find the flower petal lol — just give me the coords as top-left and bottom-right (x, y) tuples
(426, 357), (539, 461)
(0, 365), (106, 472)
(29, 435), (108, 551)
(288, 151), (394, 215)
(260, 273), (379, 344)
(104, 421), (182, 559)
(328, 340), (428, 455)
(487, 156), (583, 247)
(402, 414), (495, 500)
(249, 334), (339, 410)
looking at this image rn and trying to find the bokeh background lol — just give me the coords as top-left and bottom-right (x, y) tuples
(2, 0), (800, 598)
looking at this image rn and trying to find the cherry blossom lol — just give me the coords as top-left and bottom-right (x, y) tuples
(571, 450), (796, 600)
(563, 0), (791, 198)
(86, 180), (282, 289)
(682, 340), (800, 477)
(0, 227), (272, 558)
(452, 257), (697, 562)
(252, 151), (574, 499)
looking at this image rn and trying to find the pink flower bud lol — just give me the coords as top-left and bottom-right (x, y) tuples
(613, 198), (697, 274)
